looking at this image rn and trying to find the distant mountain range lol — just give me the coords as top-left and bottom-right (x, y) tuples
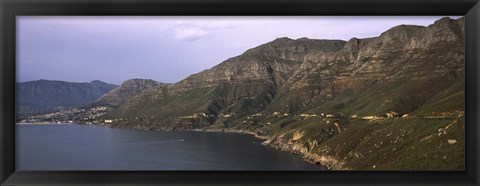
(16, 78), (170, 116)
(16, 80), (117, 115)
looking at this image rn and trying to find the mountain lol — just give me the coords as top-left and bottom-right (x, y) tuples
(17, 79), (117, 116)
(105, 38), (346, 128)
(267, 17), (464, 116)
(103, 17), (464, 170)
(92, 78), (169, 107)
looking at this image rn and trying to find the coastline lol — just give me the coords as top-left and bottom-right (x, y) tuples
(16, 122), (72, 125)
(191, 128), (270, 140)
(20, 116), (465, 171)
(20, 122), (338, 170)
(190, 128), (340, 170)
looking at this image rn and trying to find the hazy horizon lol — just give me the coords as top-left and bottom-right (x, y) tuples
(17, 16), (461, 85)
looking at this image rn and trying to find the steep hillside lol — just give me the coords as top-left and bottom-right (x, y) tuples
(105, 39), (346, 129)
(92, 79), (168, 107)
(103, 17), (464, 170)
(264, 17), (464, 116)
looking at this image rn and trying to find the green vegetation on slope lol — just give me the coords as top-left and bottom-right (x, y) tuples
(100, 17), (465, 170)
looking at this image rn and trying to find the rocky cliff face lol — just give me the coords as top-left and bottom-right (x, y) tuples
(169, 38), (345, 92)
(93, 79), (168, 107)
(105, 38), (347, 129)
(109, 16), (463, 125)
(103, 17), (464, 170)
(267, 17), (464, 116)
(17, 80), (117, 115)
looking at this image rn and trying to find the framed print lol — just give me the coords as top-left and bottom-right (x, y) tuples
(1, 0), (479, 185)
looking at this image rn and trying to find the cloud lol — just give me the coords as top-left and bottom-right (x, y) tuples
(171, 19), (237, 41)
(201, 21), (234, 29)
(175, 20), (235, 29)
(173, 27), (208, 41)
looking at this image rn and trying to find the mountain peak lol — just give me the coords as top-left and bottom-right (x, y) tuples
(379, 24), (424, 39)
(433, 17), (456, 25)
(17, 79), (117, 114)
(121, 78), (162, 86)
(90, 80), (107, 84)
(297, 37), (310, 41)
(99, 17), (465, 170)
(274, 37), (293, 41)
(242, 36), (345, 59)
(93, 78), (167, 107)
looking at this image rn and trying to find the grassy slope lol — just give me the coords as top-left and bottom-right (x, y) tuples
(223, 114), (464, 170)
(102, 31), (465, 170)
(217, 65), (465, 170)
(105, 79), (277, 129)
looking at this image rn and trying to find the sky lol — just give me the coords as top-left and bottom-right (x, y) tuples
(17, 16), (461, 85)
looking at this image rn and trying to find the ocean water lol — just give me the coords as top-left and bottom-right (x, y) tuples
(16, 124), (326, 170)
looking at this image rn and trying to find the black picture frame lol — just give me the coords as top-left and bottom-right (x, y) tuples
(1, 0), (479, 185)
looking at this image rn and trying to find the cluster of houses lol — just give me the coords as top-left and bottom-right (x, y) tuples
(21, 106), (113, 124)
(361, 111), (408, 120)
(100, 118), (130, 125)
(169, 109), (409, 128)
(177, 113), (209, 119)
(271, 110), (408, 121)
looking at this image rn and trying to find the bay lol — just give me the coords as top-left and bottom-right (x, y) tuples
(16, 124), (327, 170)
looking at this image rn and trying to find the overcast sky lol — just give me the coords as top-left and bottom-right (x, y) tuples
(17, 16), (461, 85)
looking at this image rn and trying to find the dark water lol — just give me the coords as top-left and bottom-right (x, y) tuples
(16, 124), (326, 170)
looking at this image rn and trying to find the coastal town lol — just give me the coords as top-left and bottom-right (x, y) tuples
(18, 106), (464, 126)
(17, 106), (113, 124)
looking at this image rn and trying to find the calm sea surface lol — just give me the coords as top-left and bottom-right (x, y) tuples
(16, 124), (326, 170)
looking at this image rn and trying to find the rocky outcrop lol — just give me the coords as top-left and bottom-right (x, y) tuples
(105, 38), (347, 124)
(93, 79), (168, 107)
(268, 16), (464, 115)
(107, 16), (464, 125)
(168, 38), (346, 93)
(102, 17), (465, 170)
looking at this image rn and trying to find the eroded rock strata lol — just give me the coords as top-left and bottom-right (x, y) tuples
(102, 17), (465, 170)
